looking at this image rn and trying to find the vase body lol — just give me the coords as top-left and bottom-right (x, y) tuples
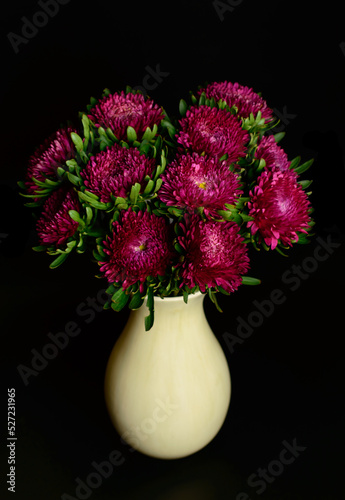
(104, 292), (231, 459)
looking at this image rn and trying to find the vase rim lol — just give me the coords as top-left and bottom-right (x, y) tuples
(152, 291), (204, 302)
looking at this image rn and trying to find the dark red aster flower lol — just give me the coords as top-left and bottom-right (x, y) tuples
(25, 127), (76, 196)
(158, 152), (243, 217)
(199, 81), (273, 121)
(99, 210), (174, 290)
(247, 170), (311, 249)
(80, 144), (156, 203)
(177, 214), (250, 293)
(255, 135), (290, 172)
(88, 91), (164, 141)
(177, 105), (248, 162)
(36, 186), (80, 246)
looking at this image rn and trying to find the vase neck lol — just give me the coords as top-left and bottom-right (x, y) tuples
(137, 292), (206, 323)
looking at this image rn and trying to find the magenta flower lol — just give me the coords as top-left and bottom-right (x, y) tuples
(247, 170), (311, 249)
(88, 91), (164, 141)
(177, 105), (248, 162)
(199, 81), (273, 121)
(255, 135), (290, 172)
(158, 152), (243, 217)
(36, 186), (80, 246)
(80, 144), (156, 202)
(99, 210), (174, 290)
(25, 127), (76, 196)
(177, 214), (250, 293)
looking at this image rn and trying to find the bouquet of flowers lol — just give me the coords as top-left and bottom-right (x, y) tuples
(18, 81), (314, 330)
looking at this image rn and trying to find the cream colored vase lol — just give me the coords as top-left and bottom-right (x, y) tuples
(104, 292), (231, 459)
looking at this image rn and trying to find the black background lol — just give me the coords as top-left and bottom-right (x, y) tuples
(1, 1), (345, 499)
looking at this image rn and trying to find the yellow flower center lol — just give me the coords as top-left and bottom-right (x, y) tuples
(139, 243), (146, 251)
(198, 182), (207, 190)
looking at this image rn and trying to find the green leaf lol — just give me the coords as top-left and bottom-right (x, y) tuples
(294, 159), (314, 175)
(57, 166), (66, 178)
(143, 179), (155, 195)
(88, 96), (98, 109)
(44, 178), (60, 187)
(81, 114), (90, 150)
(85, 206), (93, 225)
(289, 156), (301, 170)
(78, 191), (108, 209)
(142, 127), (153, 141)
(275, 245), (289, 256)
(142, 124), (157, 141)
(151, 123), (158, 139)
(105, 127), (118, 142)
(31, 177), (50, 188)
(242, 276), (261, 286)
(190, 94), (198, 105)
(199, 94), (206, 106)
(92, 249), (104, 261)
(174, 222), (184, 236)
(127, 126), (137, 142)
(68, 210), (83, 224)
(96, 245), (107, 258)
(174, 242), (184, 254)
(98, 126), (107, 137)
(129, 290), (144, 310)
(179, 99), (188, 117)
(298, 179), (313, 190)
(217, 210), (233, 221)
(154, 135), (162, 151)
(161, 118), (175, 130)
(208, 289), (223, 313)
(183, 290), (189, 304)
(145, 287), (154, 331)
(114, 196), (127, 206)
(295, 235), (311, 245)
(66, 239), (77, 250)
(32, 245), (46, 252)
(261, 240), (270, 251)
(273, 132), (285, 144)
(235, 197), (250, 209)
(66, 159), (78, 169)
(49, 252), (69, 269)
(168, 207), (184, 217)
(129, 183), (141, 204)
(24, 201), (44, 208)
(84, 190), (99, 200)
(153, 178), (162, 193)
(67, 172), (80, 186)
(111, 287), (129, 312)
(105, 284), (116, 295)
(116, 203), (128, 210)
(232, 214), (243, 225)
(256, 158), (266, 173)
(240, 213), (254, 222)
(153, 163), (165, 181)
(139, 142), (151, 155)
(70, 132), (84, 152)
(89, 199), (108, 210)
